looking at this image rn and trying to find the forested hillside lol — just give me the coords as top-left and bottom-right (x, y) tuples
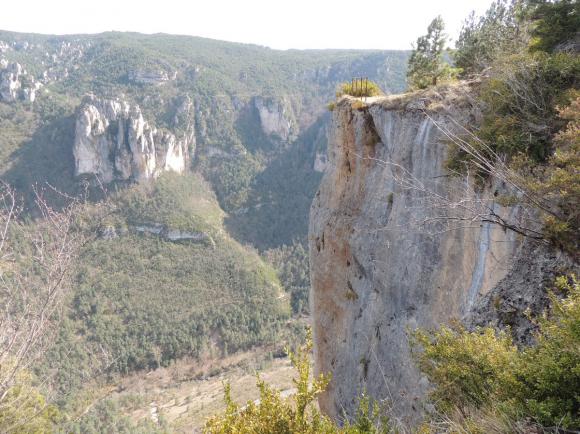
(0, 31), (408, 247)
(0, 30), (408, 431)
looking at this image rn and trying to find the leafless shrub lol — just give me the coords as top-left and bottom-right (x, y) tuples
(360, 110), (560, 244)
(0, 181), (108, 427)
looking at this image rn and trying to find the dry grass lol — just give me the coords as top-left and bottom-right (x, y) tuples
(376, 80), (479, 113)
(419, 406), (550, 434)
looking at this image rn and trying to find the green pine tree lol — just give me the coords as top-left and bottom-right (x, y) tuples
(406, 16), (449, 89)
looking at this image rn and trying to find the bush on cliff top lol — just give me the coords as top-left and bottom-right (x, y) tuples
(336, 79), (383, 98)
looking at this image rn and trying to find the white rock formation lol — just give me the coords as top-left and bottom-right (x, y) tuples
(128, 69), (175, 85)
(313, 152), (328, 173)
(0, 61), (39, 103)
(132, 224), (212, 244)
(73, 95), (194, 183)
(253, 96), (294, 140)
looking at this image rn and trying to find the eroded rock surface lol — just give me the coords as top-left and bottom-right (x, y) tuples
(468, 240), (578, 346)
(253, 96), (295, 140)
(309, 85), (522, 424)
(0, 61), (41, 102)
(73, 95), (194, 183)
(128, 69), (176, 85)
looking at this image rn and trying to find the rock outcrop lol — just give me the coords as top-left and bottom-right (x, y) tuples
(98, 222), (214, 245)
(0, 61), (41, 102)
(313, 152), (328, 173)
(132, 224), (213, 245)
(73, 95), (194, 183)
(309, 84), (522, 424)
(468, 240), (578, 346)
(128, 69), (176, 85)
(253, 96), (295, 140)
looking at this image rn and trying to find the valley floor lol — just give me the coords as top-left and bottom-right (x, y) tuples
(103, 349), (296, 432)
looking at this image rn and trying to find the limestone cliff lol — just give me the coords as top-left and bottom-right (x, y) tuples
(73, 95), (194, 183)
(309, 84), (522, 424)
(253, 96), (296, 141)
(0, 61), (41, 102)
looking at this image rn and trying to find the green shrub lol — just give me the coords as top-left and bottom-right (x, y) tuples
(204, 331), (336, 434)
(510, 93), (580, 251)
(478, 52), (579, 160)
(0, 368), (61, 434)
(528, 0), (580, 53)
(412, 275), (580, 430)
(446, 56), (580, 250)
(336, 80), (383, 98)
(412, 325), (519, 413)
(204, 331), (394, 433)
(515, 275), (580, 428)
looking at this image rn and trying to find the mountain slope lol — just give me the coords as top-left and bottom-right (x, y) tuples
(0, 31), (409, 427)
(0, 30), (409, 247)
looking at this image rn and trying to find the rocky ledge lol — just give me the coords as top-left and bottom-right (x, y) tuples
(100, 223), (214, 246)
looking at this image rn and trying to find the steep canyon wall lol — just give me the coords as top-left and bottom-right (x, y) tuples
(309, 84), (522, 423)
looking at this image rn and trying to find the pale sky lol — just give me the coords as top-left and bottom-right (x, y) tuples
(0, 0), (493, 50)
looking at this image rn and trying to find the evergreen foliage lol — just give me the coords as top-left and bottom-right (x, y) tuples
(406, 16), (456, 89)
(528, 0), (580, 53)
(454, 0), (527, 76)
(448, 0), (579, 251)
(265, 242), (310, 315)
(40, 174), (290, 393)
(412, 275), (580, 430)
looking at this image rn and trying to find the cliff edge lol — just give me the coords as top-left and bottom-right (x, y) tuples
(309, 83), (523, 423)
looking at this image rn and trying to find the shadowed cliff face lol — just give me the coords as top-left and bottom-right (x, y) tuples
(309, 85), (521, 424)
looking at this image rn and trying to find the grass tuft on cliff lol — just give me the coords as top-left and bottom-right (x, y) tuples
(336, 79), (383, 98)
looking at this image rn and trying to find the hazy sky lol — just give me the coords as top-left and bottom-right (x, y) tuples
(0, 0), (494, 50)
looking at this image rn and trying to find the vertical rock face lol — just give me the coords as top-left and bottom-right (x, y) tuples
(309, 85), (521, 424)
(253, 96), (295, 141)
(73, 95), (194, 183)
